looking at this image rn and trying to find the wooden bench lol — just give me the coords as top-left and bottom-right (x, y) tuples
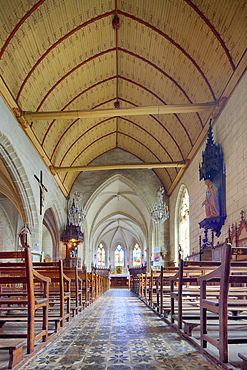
(0, 339), (25, 368)
(148, 267), (179, 314)
(88, 272), (96, 303)
(238, 352), (247, 370)
(0, 248), (50, 355)
(197, 243), (247, 363)
(92, 266), (110, 293)
(64, 266), (83, 315)
(158, 266), (180, 315)
(34, 261), (71, 327)
(169, 260), (221, 330)
(130, 275), (140, 295)
(78, 269), (90, 308)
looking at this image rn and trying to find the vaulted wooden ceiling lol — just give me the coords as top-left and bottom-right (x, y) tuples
(0, 0), (246, 197)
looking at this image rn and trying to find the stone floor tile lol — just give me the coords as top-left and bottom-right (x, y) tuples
(19, 289), (217, 370)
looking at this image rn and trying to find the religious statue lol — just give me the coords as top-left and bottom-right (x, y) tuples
(202, 179), (220, 218)
(198, 119), (226, 239)
(178, 244), (183, 261)
(18, 224), (31, 248)
(45, 254), (50, 262)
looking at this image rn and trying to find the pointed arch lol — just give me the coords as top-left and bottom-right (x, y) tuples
(115, 244), (125, 267)
(175, 185), (190, 262)
(43, 207), (60, 262)
(0, 132), (38, 227)
(133, 243), (142, 266)
(97, 243), (105, 266)
(0, 206), (15, 251)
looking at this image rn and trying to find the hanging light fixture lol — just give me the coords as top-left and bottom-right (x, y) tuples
(62, 192), (85, 263)
(68, 192), (86, 227)
(151, 187), (169, 224)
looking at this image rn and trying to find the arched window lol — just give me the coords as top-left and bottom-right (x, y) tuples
(133, 244), (141, 266)
(115, 245), (124, 266)
(97, 243), (105, 266)
(178, 187), (190, 260)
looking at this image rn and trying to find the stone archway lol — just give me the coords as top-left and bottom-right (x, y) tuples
(0, 132), (38, 228)
(43, 208), (60, 262)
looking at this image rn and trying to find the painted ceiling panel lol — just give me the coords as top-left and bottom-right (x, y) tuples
(0, 0), (246, 196)
(34, 77), (116, 145)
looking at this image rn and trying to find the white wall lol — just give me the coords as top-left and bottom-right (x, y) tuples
(169, 72), (247, 261)
(0, 96), (67, 252)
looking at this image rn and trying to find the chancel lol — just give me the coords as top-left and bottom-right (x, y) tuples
(0, 1), (246, 369)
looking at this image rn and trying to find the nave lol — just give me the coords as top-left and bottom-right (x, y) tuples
(18, 289), (216, 370)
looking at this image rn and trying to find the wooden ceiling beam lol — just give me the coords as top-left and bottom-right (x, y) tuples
(22, 102), (217, 120)
(52, 161), (187, 173)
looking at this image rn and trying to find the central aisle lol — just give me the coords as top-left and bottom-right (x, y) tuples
(21, 289), (216, 370)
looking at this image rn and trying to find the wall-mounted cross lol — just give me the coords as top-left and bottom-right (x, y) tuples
(34, 170), (48, 215)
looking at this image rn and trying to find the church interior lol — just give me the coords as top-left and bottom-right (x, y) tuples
(0, 0), (246, 369)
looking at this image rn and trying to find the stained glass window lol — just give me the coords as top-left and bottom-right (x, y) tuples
(133, 244), (141, 266)
(115, 245), (124, 266)
(178, 187), (190, 259)
(97, 243), (105, 266)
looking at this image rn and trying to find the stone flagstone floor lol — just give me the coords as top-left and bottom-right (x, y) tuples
(20, 289), (219, 370)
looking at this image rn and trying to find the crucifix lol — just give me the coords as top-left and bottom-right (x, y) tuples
(34, 170), (48, 215)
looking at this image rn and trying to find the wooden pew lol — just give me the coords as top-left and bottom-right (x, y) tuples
(169, 260), (221, 331)
(95, 273), (100, 299)
(34, 261), (71, 327)
(238, 353), (247, 370)
(147, 270), (160, 309)
(129, 266), (147, 296)
(150, 267), (179, 315)
(170, 256), (247, 337)
(63, 266), (83, 315)
(0, 339), (26, 369)
(78, 269), (90, 308)
(130, 275), (139, 295)
(197, 243), (247, 363)
(0, 248), (50, 356)
(143, 272), (149, 302)
(159, 266), (180, 316)
(88, 272), (96, 303)
(92, 266), (110, 291)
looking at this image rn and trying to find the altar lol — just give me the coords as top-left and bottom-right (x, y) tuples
(110, 274), (128, 287)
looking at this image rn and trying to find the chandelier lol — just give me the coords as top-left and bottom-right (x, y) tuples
(151, 187), (169, 224)
(68, 192), (86, 227)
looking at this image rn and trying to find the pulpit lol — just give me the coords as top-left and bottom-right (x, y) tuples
(62, 223), (83, 268)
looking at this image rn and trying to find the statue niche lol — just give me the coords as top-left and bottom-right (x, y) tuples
(199, 119), (226, 241)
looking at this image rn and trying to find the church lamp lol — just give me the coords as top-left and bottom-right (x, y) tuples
(62, 192), (85, 267)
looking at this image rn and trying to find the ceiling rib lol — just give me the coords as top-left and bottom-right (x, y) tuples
(16, 11), (115, 102)
(113, 0), (120, 147)
(36, 48), (209, 116)
(117, 11), (217, 100)
(22, 102), (217, 120)
(40, 72), (204, 147)
(0, 0), (46, 60)
(53, 161), (187, 173)
(60, 131), (174, 184)
(184, 0), (235, 71)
